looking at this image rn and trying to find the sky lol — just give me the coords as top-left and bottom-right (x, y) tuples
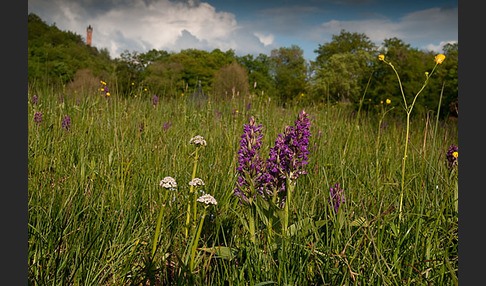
(27, 0), (458, 61)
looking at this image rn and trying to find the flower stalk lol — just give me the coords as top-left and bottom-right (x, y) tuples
(379, 54), (445, 226)
(185, 136), (206, 239)
(189, 194), (217, 272)
(152, 177), (177, 260)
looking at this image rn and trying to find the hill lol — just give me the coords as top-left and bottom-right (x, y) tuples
(28, 13), (113, 89)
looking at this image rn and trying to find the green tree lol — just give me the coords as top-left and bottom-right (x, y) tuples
(213, 61), (249, 100)
(269, 45), (308, 102)
(314, 29), (376, 66)
(144, 61), (184, 96)
(237, 53), (276, 98)
(312, 50), (374, 103)
(311, 30), (376, 103)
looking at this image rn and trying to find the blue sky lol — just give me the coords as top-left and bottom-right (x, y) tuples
(27, 0), (458, 61)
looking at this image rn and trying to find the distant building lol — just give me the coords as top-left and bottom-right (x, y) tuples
(87, 25), (93, 46)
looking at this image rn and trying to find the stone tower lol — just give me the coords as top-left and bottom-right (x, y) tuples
(87, 25), (93, 46)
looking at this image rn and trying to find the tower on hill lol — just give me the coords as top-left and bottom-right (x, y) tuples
(87, 25), (93, 46)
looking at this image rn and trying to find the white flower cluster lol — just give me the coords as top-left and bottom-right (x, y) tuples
(196, 194), (217, 205)
(159, 176), (177, 189)
(189, 178), (205, 186)
(190, 135), (207, 146)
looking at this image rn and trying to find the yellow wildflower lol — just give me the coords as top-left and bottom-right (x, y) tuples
(380, 100), (383, 104)
(453, 151), (458, 158)
(106, 92), (111, 97)
(386, 99), (391, 104)
(378, 55), (385, 61)
(144, 88), (148, 91)
(131, 82), (135, 85)
(434, 54), (446, 64)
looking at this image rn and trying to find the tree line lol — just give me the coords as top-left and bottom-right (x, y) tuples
(28, 13), (458, 117)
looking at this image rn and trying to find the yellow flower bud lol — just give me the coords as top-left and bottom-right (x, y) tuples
(386, 99), (391, 104)
(434, 54), (445, 64)
(378, 55), (385, 61)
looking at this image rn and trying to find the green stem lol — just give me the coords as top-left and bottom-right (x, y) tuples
(398, 113), (411, 224)
(267, 190), (279, 245)
(283, 176), (295, 236)
(151, 189), (169, 260)
(388, 62), (408, 109)
(433, 82), (445, 147)
(190, 209), (206, 272)
(192, 148), (200, 221)
(185, 147), (199, 239)
(151, 204), (166, 259)
(248, 206), (256, 244)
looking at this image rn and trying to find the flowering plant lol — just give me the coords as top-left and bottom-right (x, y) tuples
(233, 110), (311, 240)
(329, 183), (346, 213)
(62, 115), (71, 131)
(446, 144), (458, 169)
(263, 110), (311, 207)
(234, 116), (265, 205)
(379, 53), (445, 227)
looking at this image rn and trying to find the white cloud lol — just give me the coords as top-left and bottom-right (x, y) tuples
(254, 32), (274, 46)
(28, 0), (270, 58)
(424, 40), (457, 53)
(315, 7), (457, 51)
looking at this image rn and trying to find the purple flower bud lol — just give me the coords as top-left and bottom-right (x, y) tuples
(163, 122), (172, 131)
(329, 183), (346, 213)
(32, 94), (38, 105)
(34, 111), (42, 125)
(152, 95), (159, 106)
(62, 115), (71, 131)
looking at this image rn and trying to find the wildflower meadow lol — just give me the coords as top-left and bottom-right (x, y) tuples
(28, 54), (458, 285)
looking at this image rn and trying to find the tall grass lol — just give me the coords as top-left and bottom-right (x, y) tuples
(28, 85), (458, 285)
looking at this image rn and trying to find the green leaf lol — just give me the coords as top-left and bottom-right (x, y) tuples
(254, 281), (276, 286)
(349, 217), (369, 227)
(199, 246), (237, 260)
(287, 217), (317, 237)
(34, 154), (50, 171)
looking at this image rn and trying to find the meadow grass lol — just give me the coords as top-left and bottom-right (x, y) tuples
(28, 86), (458, 285)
